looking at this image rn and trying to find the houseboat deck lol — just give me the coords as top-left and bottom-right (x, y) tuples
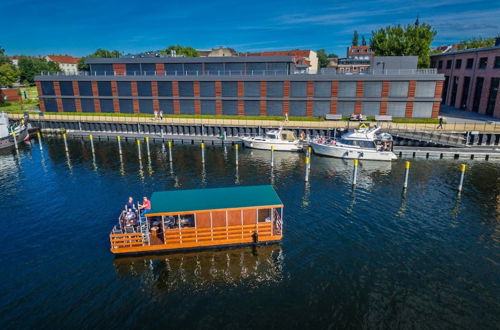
(110, 185), (284, 255)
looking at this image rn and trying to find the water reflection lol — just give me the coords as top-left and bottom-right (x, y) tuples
(314, 157), (392, 186)
(113, 245), (284, 292)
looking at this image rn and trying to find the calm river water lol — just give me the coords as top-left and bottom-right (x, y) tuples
(0, 137), (499, 329)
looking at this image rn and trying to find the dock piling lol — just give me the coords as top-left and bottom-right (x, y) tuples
(305, 156), (310, 182)
(458, 164), (466, 192)
(12, 131), (18, 151)
(352, 159), (359, 186)
(117, 136), (122, 155)
(62, 133), (69, 153)
(89, 134), (95, 154)
(235, 144), (239, 166)
(168, 141), (173, 162)
(403, 161), (410, 190)
(271, 146), (274, 167)
(146, 137), (150, 156)
(201, 142), (205, 164)
(136, 139), (142, 160)
(37, 132), (43, 151)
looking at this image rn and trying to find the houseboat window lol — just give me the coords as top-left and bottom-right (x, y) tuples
(177, 214), (195, 228)
(257, 209), (272, 222)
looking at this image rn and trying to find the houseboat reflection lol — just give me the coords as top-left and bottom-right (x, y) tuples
(113, 245), (284, 291)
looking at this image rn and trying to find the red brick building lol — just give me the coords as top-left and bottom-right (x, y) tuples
(431, 40), (500, 118)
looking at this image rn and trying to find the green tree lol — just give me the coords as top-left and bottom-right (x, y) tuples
(161, 45), (199, 57)
(352, 31), (359, 46)
(78, 49), (122, 71)
(457, 37), (496, 50)
(327, 52), (339, 58)
(0, 45), (12, 66)
(370, 22), (436, 68)
(316, 49), (330, 68)
(18, 56), (61, 85)
(361, 35), (367, 46)
(0, 63), (19, 87)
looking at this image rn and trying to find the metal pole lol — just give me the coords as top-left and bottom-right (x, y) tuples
(89, 134), (95, 154)
(136, 139), (142, 160)
(201, 142), (205, 164)
(271, 145), (274, 167)
(168, 141), (173, 162)
(117, 135), (122, 155)
(308, 146), (312, 158)
(37, 131), (43, 151)
(352, 159), (359, 186)
(458, 164), (466, 192)
(403, 161), (410, 190)
(304, 156), (310, 182)
(63, 133), (69, 153)
(235, 144), (239, 166)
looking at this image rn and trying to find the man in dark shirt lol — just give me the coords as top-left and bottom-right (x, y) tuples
(125, 197), (135, 211)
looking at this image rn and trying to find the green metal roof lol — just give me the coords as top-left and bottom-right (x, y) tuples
(147, 185), (283, 216)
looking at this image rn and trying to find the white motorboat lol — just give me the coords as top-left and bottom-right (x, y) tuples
(241, 128), (303, 151)
(310, 125), (397, 161)
(0, 112), (29, 150)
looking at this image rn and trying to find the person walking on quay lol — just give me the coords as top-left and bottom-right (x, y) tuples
(284, 111), (288, 121)
(154, 110), (158, 121)
(159, 110), (163, 120)
(437, 117), (444, 129)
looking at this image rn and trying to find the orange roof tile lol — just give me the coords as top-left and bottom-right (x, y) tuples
(46, 55), (80, 64)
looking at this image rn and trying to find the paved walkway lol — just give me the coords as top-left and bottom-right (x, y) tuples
(439, 104), (500, 124)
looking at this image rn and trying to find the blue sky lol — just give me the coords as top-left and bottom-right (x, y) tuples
(1, 0), (499, 57)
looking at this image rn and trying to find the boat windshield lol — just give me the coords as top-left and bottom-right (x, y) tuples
(338, 139), (376, 149)
(266, 133), (279, 139)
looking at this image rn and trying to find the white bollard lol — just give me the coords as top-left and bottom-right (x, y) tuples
(458, 164), (466, 192)
(37, 131), (43, 151)
(89, 134), (95, 154)
(12, 131), (18, 151)
(63, 133), (69, 153)
(201, 142), (205, 164)
(305, 156), (310, 182)
(136, 139), (142, 160)
(117, 136), (122, 155)
(352, 159), (359, 186)
(403, 161), (410, 190)
(271, 145), (274, 167)
(235, 144), (239, 166)
(168, 141), (173, 162)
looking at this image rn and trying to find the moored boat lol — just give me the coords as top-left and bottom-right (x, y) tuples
(0, 112), (28, 150)
(310, 125), (397, 161)
(240, 128), (303, 151)
(109, 185), (284, 255)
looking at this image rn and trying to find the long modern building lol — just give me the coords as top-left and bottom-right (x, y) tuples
(431, 40), (500, 118)
(35, 55), (444, 118)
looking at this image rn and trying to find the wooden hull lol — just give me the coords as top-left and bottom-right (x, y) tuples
(110, 222), (282, 255)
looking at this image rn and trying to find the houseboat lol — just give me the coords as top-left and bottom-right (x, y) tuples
(109, 185), (284, 255)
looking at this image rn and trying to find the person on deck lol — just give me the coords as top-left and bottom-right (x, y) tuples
(139, 196), (151, 215)
(125, 197), (135, 211)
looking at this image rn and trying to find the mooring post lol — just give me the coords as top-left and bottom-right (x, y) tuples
(168, 141), (173, 162)
(403, 161), (410, 190)
(352, 159), (359, 186)
(271, 145), (275, 167)
(89, 134), (95, 154)
(305, 156), (310, 182)
(308, 146), (312, 158)
(458, 163), (466, 192)
(12, 131), (18, 151)
(235, 143), (239, 166)
(136, 139), (142, 160)
(37, 131), (43, 151)
(145, 136), (150, 156)
(117, 136), (122, 155)
(307, 147), (312, 171)
(201, 142), (205, 164)
(63, 133), (69, 153)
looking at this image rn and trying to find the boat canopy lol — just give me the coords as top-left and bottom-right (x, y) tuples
(147, 185), (283, 217)
(280, 130), (297, 142)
